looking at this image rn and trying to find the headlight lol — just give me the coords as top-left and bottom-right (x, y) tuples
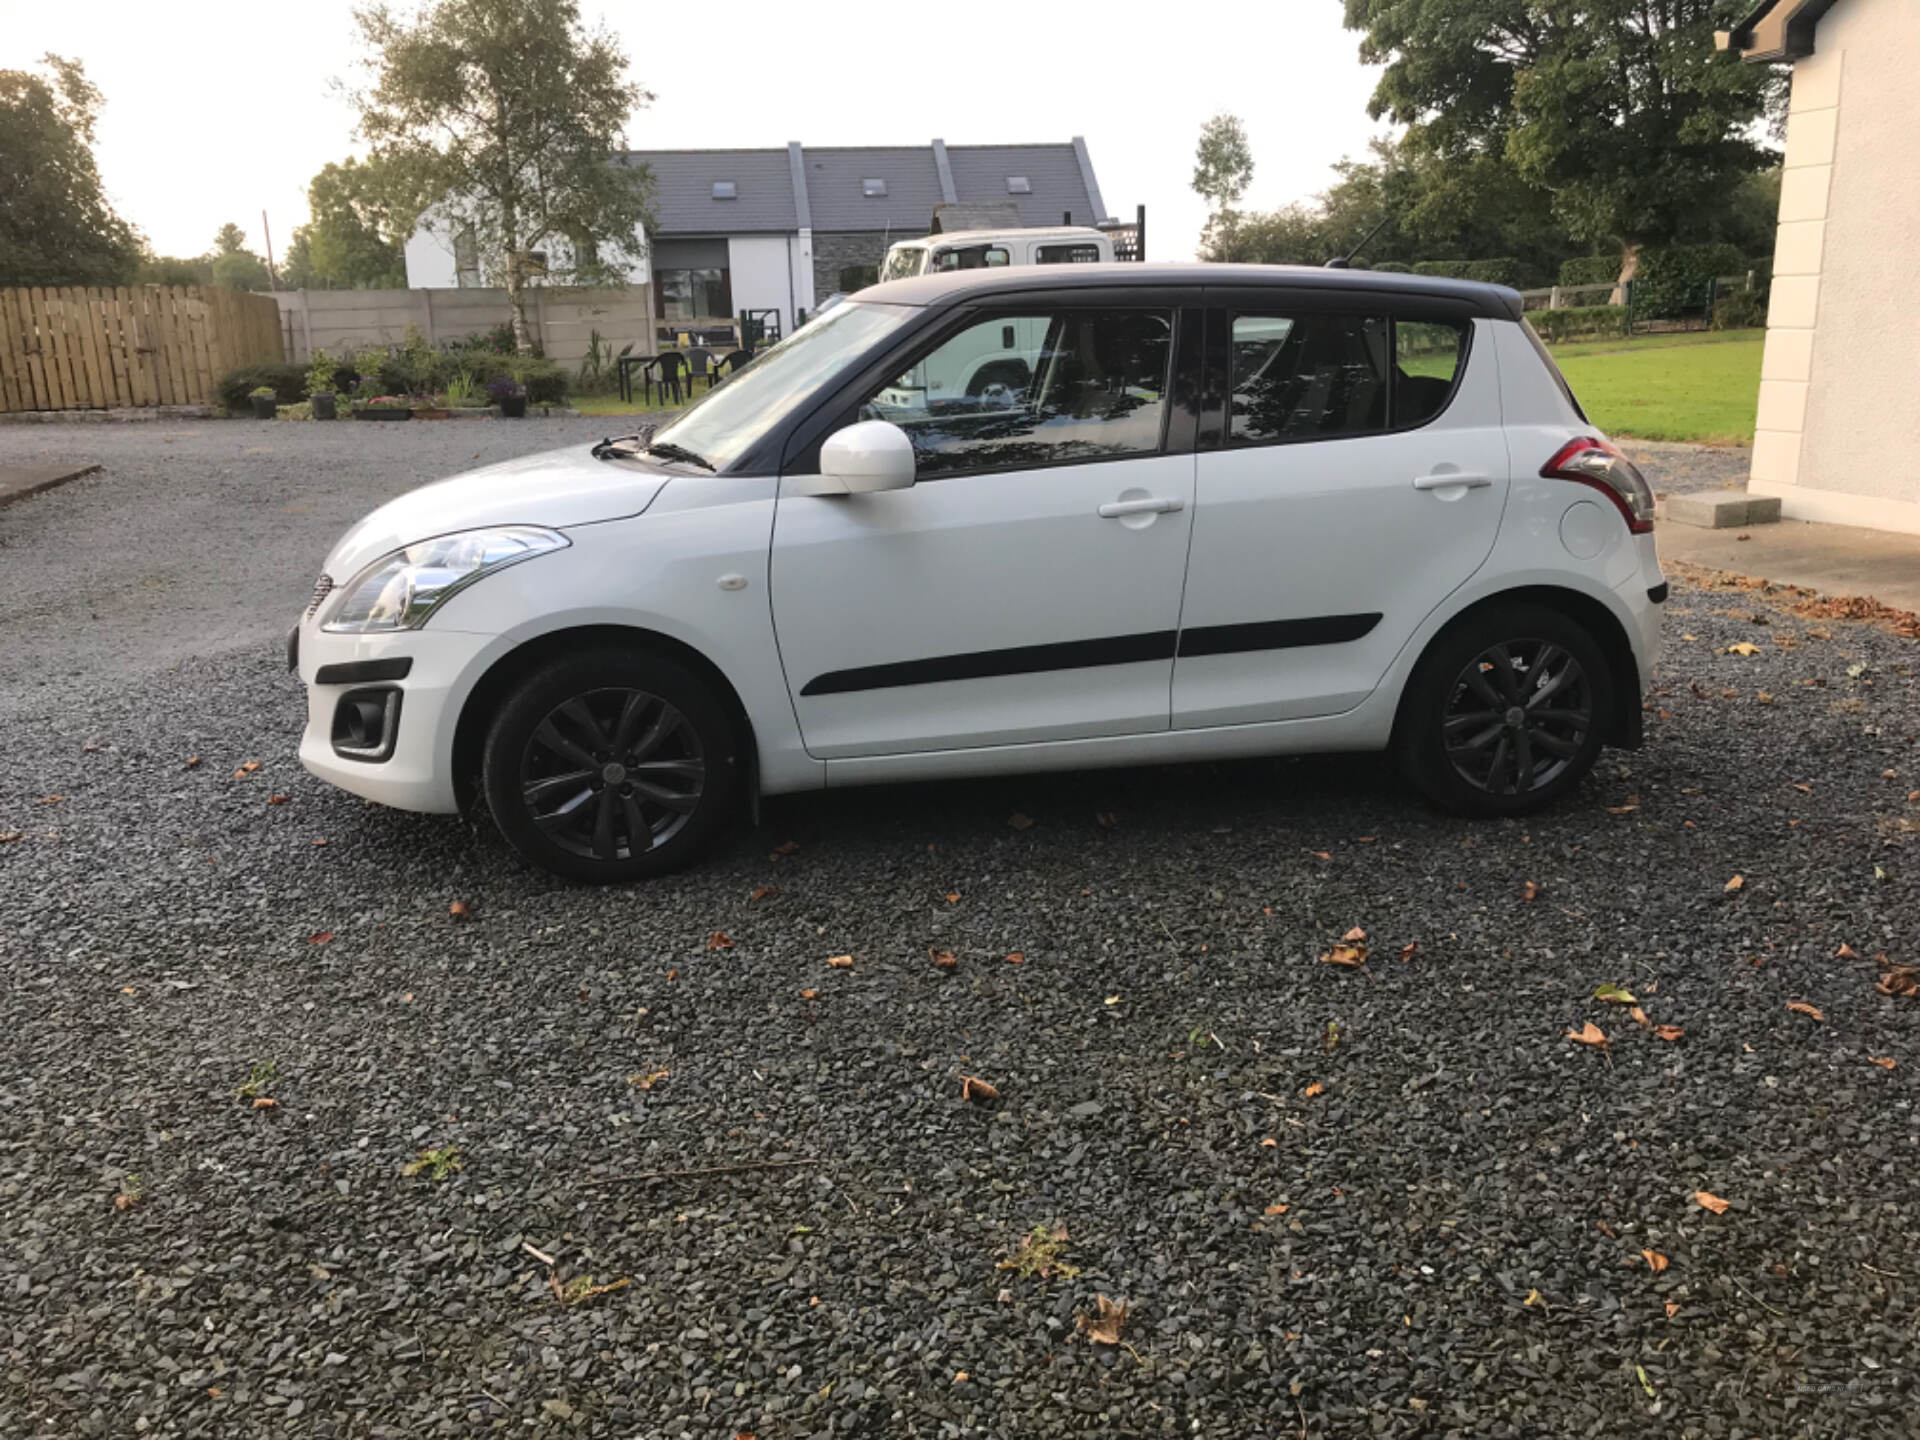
(322, 526), (568, 633)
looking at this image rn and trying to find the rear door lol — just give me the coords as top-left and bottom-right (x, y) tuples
(1172, 297), (1509, 727)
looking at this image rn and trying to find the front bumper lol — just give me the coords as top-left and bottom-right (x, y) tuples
(295, 622), (496, 814)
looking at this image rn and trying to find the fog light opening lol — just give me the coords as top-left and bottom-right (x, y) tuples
(331, 686), (402, 762)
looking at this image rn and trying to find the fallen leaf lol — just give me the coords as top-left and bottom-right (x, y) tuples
(0, 831), (22, 844)
(1885, 769), (1900, 780)
(1005, 951), (1026, 965)
(1653, 1025), (1686, 1042)
(1837, 943), (1859, 959)
(1398, 942), (1420, 963)
(770, 840), (800, 857)
(1726, 642), (1761, 656)
(1756, 691), (1773, 704)
(1077, 1294), (1129, 1345)
(1566, 1021), (1609, 1050)
(1593, 982), (1637, 1005)
(628, 1068), (669, 1090)
(706, 931), (735, 951)
(266, 794), (290, 806)
(1321, 942), (1367, 967)
(1786, 1000), (1826, 1022)
(826, 954), (853, 969)
(1260, 1137), (1277, 1148)
(750, 886), (779, 902)
(1342, 925), (1366, 942)
(311, 838), (329, 847)
(1007, 812), (1033, 830)
(120, 986), (137, 995)
(1629, 1005), (1651, 1028)
(1357, 835), (1377, 844)
(1875, 966), (1918, 998)
(1265, 1203), (1290, 1215)
(1869, 1056), (1896, 1070)
(307, 930), (334, 945)
(800, 988), (818, 1000)
(448, 900), (469, 919)
(184, 756), (202, 768)
(665, 967), (678, 981)
(952, 1371), (968, 1385)
(39, 795), (65, 805)
(1680, 633), (1698, 642)
(1311, 850), (1332, 860)
(960, 1075), (998, 1102)
(1104, 994), (1122, 1005)
(1606, 799), (1640, 815)
(1523, 1288), (1543, 1307)
(1791, 783), (1813, 794)
(1642, 1249), (1670, 1274)
(944, 892), (961, 904)
(1665, 1301), (1680, 1319)
(1303, 1082), (1325, 1098)
(930, 948), (958, 970)
(251, 1097), (277, 1111)
(237, 760), (261, 775)
(1522, 880), (1541, 902)
(1694, 1190), (1730, 1215)
(1724, 874), (1745, 892)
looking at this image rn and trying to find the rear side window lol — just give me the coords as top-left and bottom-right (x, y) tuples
(1229, 313), (1389, 443)
(1035, 243), (1103, 265)
(1395, 320), (1469, 426)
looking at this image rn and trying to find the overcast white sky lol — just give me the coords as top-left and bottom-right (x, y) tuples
(14, 0), (1395, 265)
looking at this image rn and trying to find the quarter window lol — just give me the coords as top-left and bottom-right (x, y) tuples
(1229, 313), (1389, 443)
(1394, 320), (1469, 425)
(862, 308), (1173, 478)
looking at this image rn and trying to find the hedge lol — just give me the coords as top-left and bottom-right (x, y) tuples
(1632, 243), (1747, 319)
(1558, 255), (1620, 288)
(1528, 305), (1630, 344)
(1366, 261), (1412, 273)
(1712, 290), (1769, 331)
(1411, 258), (1523, 287)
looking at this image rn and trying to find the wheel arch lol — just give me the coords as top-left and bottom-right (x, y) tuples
(450, 624), (758, 815)
(1392, 584), (1643, 752)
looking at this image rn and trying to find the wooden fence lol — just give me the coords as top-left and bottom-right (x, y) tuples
(0, 286), (284, 413)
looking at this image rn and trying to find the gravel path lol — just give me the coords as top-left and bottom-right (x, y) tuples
(2, 427), (1917, 1438)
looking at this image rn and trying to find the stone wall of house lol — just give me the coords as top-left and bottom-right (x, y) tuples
(812, 232), (892, 303)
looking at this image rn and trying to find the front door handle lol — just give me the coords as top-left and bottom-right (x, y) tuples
(1098, 496), (1185, 518)
(1413, 471), (1492, 491)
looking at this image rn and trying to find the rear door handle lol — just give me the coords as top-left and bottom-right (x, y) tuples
(1098, 496), (1185, 518)
(1413, 472), (1492, 491)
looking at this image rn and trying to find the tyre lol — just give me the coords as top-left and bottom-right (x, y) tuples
(481, 648), (742, 882)
(1395, 604), (1613, 818)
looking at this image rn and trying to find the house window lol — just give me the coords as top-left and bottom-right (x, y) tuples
(862, 178), (887, 197)
(1006, 176), (1031, 194)
(452, 226), (480, 288)
(654, 267), (733, 320)
(712, 181), (737, 200)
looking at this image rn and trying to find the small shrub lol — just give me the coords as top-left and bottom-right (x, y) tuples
(304, 348), (338, 396)
(1559, 255), (1620, 288)
(1530, 305), (1630, 344)
(511, 356), (567, 404)
(1632, 243), (1747, 319)
(276, 402), (313, 421)
(217, 364), (307, 411)
(1712, 289), (1769, 330)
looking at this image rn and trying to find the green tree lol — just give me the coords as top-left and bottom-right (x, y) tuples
(349, 0), (654, 351)
(0, 55), (142, 287)
(1342, 0), (1778, 281)
(1191, 112), (1254, 255)
(138, 253), (213, 286)
(208, 223), (272, 291)
(285, 159), (408, 290)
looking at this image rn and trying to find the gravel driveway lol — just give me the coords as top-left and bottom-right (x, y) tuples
(2, 423), (1917, 1439)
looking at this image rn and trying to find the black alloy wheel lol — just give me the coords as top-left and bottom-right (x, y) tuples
(1441, 639), (1593, 796)
(483, 649), (740, 882)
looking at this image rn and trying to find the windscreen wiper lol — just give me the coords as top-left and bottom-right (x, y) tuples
(590, 430), (652, 460)
(642, 440), (715, 472)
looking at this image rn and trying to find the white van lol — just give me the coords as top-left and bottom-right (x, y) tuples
(878, 225), (1113, 283)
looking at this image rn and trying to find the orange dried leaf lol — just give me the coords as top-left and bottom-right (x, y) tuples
(1303, 1082), (1325, 1098)
(1665, 1301), (1680, 1319)
(706, 930), (736, 951)
(930, 948), (958, 970)
(308, 930), (334, 945)
(1642, 1249), (1670, 1274)
(1265, 1203), (1289, 1215)
(1875, 967), (1918, 998)
(770, 840), (800, 857)
(1629, 1006), (1651, 1028)
(251, 1097), (277, 1111)
(1836, 943), (1859, 959)
(1522, 880), (1541, 902)
(1321, 942), (1368, 967)
(1694, 1190), (1730, 1215)
(1868, 1056), (1896, 1070)
(184, 756), (202, 769)
(1342, 925), (1367, 942)
(750, 886), (780, 902)
(1724, 874), (1744, 892)
(800, 988), (818, 1000)
(448, 899), (469, 919)
(1004, 951), (1026, 965)
(1260, 1137), (1278, 1148)
(960, 1075), (998, 1102)
(266, 794), (290, 806)
(665, 967), (678, 982)
(1311, 850), (1332, 860)
(1398, 941), (1420, 963)
(1786, 1000), (1826, 1022)
(1607, 797), (1641, 815)
(945, 892), (961, 904)
(826, 954), (853, 969)
(1077, 1294), (1128, 1345)
(39, 795), (65, 805)
(1653, 1024), (1686, 1042)
(1566, 1021), (1608, 1049)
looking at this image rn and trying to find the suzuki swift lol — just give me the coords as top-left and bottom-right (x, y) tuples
(293, 264), (1664, 882)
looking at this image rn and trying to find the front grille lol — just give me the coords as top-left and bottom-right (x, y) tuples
(305, 573), (334, 619)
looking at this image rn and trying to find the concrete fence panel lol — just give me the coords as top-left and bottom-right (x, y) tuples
(274, 286), (656, 370)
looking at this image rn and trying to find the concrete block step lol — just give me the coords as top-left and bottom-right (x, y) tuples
(1657, 490), (1782, 529)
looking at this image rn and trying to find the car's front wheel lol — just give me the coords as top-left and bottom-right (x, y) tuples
(1396, 604), (1613, 817)
(481, 648), (741, 882)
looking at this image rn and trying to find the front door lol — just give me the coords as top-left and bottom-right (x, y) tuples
(1173, 307), (1510, 728)
(771, 305), (1195, 758)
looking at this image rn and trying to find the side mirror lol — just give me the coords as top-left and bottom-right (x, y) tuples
(794, 420), (916, 496)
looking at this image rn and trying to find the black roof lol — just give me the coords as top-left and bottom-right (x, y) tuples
(860, 262), (1524, 321)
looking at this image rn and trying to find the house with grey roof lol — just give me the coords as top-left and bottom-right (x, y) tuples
(403, 138), (1110, 343)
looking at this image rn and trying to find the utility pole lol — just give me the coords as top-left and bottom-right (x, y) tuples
(261, 209), (278, 291)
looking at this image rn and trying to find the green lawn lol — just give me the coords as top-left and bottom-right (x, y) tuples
(1546, 328), (1762, 444)
(571, 392), (682, 418)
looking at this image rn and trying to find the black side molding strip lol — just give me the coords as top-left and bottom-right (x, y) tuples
(1177, 613), (1380, 658)
(314, 657), (414, 686)
(1647, 581), (1669, 604)
(801, 613), (1383, 697)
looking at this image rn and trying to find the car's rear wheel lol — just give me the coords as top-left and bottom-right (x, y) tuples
(1396, 604), (1613, 817)
(481, 649), (741, 882)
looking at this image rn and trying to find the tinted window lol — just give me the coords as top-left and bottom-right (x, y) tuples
(930, 245), (1009, 272)
(1230, 313), (1389, 443)
(1395, 320), (1468, 425)
(862, 309), (1172, 478)
(1035, 243), (1103, 265)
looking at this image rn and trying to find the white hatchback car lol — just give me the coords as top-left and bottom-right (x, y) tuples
(293, 264), (1664, 882)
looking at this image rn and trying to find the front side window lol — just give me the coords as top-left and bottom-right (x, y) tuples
(1035, 243), (1102, 265)
(861, 308), (1172, 478)
(930, 245), (1009, 273)
(1229, 313), (1389, 443)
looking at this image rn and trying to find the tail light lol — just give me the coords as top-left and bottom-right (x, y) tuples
(1540, 437), (1654, 534)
